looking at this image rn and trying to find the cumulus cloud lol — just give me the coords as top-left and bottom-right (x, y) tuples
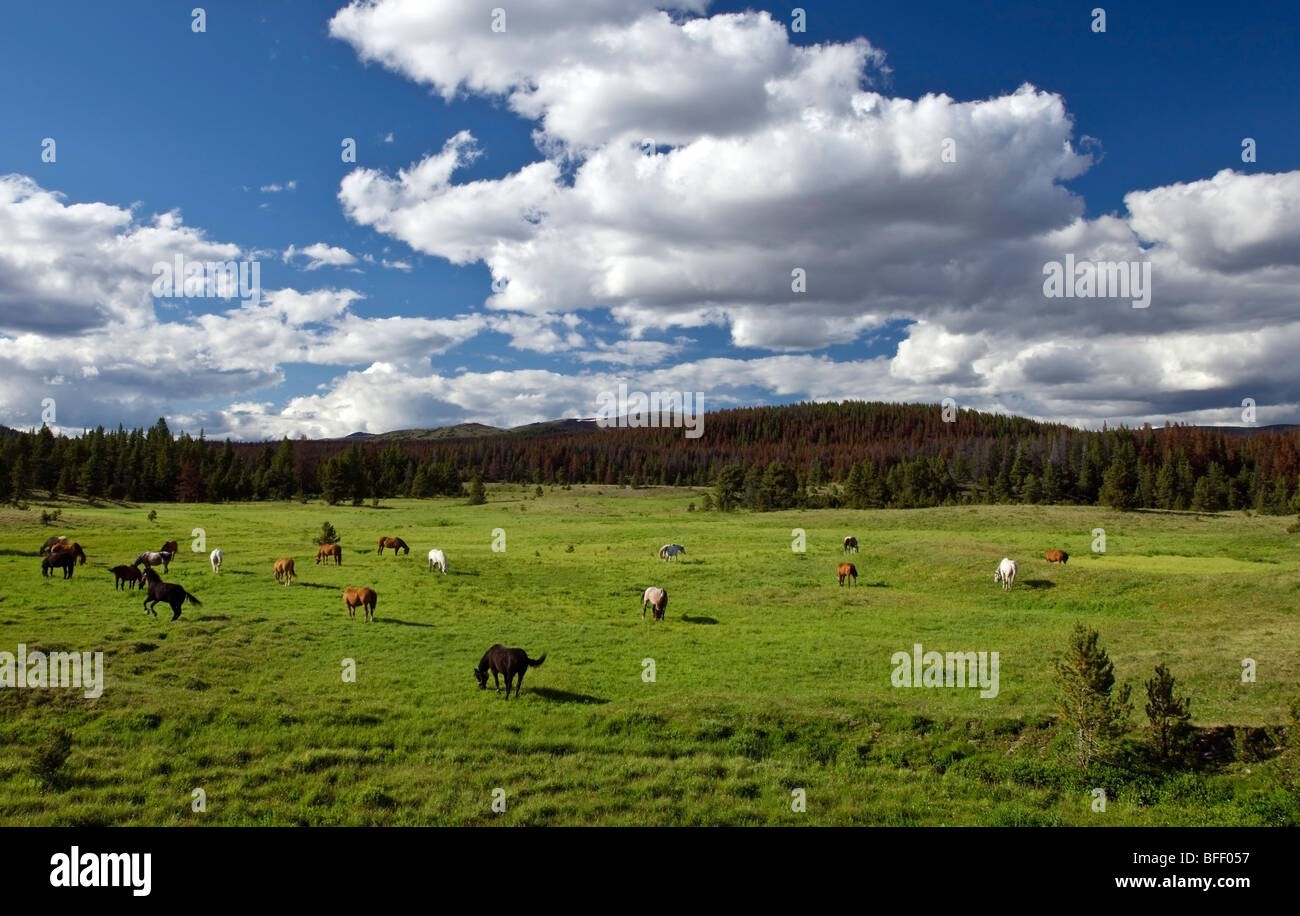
(284, 242), (359, 270)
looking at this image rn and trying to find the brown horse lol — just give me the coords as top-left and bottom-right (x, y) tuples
(42, 543), (87, 578)
(342, 587), (377, 622)
(316, 543), (343, 565)
(40, 535), (69, 555)
(1045, 549), (1069, 564)
(161, 540), (179, 558)
(474, 645), (546, 698)
(110, 564), (144, 590)
(274, 557), (295, 585)
(141, 567), (200, 620)
(377, 536), (409, 555)
(837, 562), (857, 586)
(843, 536), (858, 553)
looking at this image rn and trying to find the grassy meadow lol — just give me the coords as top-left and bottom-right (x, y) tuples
(0, 487), (1297, 826)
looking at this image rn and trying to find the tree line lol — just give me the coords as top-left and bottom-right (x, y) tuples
(1, 401), (1298, 513)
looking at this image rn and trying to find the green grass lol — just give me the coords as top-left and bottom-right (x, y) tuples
(1, 488), (1297, 825)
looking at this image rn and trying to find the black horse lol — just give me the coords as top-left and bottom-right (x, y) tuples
(141, 568), (200, 620)
(42, 544), (86, 578)
(474, 644), (546, 699)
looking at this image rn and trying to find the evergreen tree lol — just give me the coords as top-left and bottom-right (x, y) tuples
(1144, 664), (1192, 765)
(467, 473), (486, 505)
(1054, 624), (1133, 768)
(1098, 442), (1138, 510)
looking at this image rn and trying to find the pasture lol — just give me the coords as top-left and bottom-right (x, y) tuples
(0, 488), (1297, 826)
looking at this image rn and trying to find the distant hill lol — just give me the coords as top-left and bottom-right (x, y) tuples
(344, 422), (506, 442)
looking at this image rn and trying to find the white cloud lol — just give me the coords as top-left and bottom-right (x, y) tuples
(283, 242), (359, 270)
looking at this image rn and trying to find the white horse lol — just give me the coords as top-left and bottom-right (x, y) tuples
(428, 549), (448, 574)
(994, 557), (1017, 591)
(641, 586), (668, 620)
(659, 544), (686, 561)
(210, 548), (223, 574)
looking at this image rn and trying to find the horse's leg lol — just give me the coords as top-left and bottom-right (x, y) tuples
(515, 670), (524, 698)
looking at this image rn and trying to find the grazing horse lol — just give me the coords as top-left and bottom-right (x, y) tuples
(838, 562), (857, 586)
(141, 568), (200, 620)
(843, 536), (859, 553)
(994, 557), (1018, 591)
(342, 587), (378, 622)
(135, 551), (172, 573)
(427, 549), (448, 574)
(42, 544), (87, 578)
(316, 543), (342, 566)
(110, 564), (144, 590)
(210, 548), (223, 573)
(1044, 549), (1069, 564)
(377, 536), (409, 555)
(659, 544), (686, 561)
(641, 586), (668, 620)
(273, 557), (295, 586)
(474, 644), (546, 699)
(40, 535), (69, 555)
(161, 540), (179, 559)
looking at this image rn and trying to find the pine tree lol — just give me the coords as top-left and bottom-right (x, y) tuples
(1040, 462), (1061, 504)
(1099, 442), (1138, 510)
(467, 474), (486, 505)
(1144, 664), (1192, 765)
(1054, 624), (1133, 768)
(313, 521), (340, 546)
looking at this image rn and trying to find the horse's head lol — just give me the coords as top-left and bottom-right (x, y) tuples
(473, 668), (488, 689)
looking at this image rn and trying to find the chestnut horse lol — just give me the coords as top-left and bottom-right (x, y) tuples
(42, 543), (87, 578)
(1044, 549), (1069, 564)
(40, 535), (69, 555)
(316, 543), (343, 565)
(474, 644), (546, 698)
(343, 586), (377, 622)
(838, 562), (857, 586)
(274, 557), (295, 585)
(377, 536), (409, 555)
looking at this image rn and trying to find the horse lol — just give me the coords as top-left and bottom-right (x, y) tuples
(141, 567), (200, 620)
(428, 549), (448, 574)
(659, 544), (686, 561)
(40, 535), (69, 555)
(135, 551), (172, 573)
(641, 586), (668, 620)
(161, 540), (179, 558)
(342, 587), (377, 622)
(274, 557), (295, 586)
(316, 543), (342, 566)
(1044, 549), (1069, 564)
(377, 536), (409, 555)
(843, 536), (859, 553)
(994, 557), (1018, 590)
(110, 564), (144, 590)
(210, 548), (223, 573)
(838, 562), (857, 586)
(474, 644), (546, 699)
(42, 543), (86, 578)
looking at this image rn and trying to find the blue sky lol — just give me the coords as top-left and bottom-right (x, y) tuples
(1, 1), (1297, 438)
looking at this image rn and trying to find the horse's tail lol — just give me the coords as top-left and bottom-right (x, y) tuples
(526, 653), (546, 669)
(185, 591), (202, 606)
